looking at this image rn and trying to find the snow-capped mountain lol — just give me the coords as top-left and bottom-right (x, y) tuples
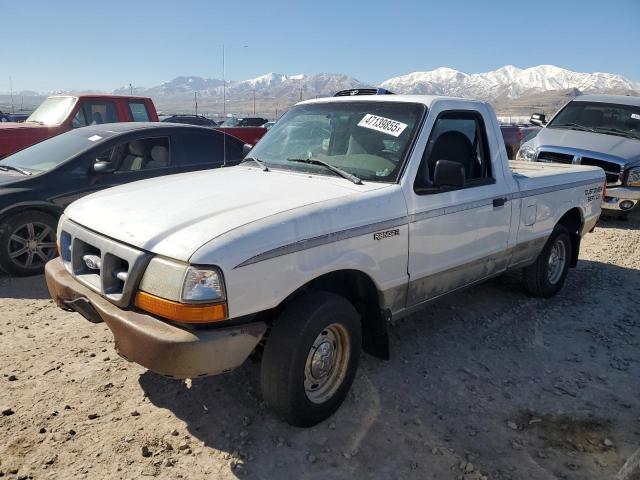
(380, 65), (639, 100)
(115, 73), (368, 100)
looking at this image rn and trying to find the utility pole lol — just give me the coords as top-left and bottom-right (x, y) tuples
(129, 83), (133, 95)
(253, 90), (256, 115)
(222, 43), (226, 116)
(9, 76), (14, 114)
(194, 91), (198, 116)
(299, 81), (303, 102)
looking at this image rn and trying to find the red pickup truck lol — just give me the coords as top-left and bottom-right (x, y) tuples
(0, 94), (159, 158)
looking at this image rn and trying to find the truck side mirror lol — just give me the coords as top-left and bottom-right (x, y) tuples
(530, 113), (546, 126)
(433, 160), (465, 189)
(93, 161), (115, 173)
(242, 144), (253, 157)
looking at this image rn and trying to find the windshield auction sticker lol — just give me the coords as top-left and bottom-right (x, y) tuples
(358, 114), (408, 137)
(88, 135), (102, 142)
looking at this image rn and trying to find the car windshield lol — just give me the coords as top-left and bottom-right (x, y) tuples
(221, 118), (240, 127)
(0, 130), (98, 173)
(548, 101), (640, 140)
(247, 101), (426, 183)
(26, 96), (77, 126)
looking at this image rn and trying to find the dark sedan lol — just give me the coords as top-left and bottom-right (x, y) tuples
(0, 122), (244, 276)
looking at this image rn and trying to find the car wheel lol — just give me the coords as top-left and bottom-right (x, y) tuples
(260, 291), (362, 427)
(0, 211), (58, 276)
(522, 224), (572, 298)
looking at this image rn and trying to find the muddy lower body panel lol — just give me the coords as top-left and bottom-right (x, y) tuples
(45, 258), (266, 379)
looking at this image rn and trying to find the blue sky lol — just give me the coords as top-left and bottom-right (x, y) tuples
(2, 0), (639, 92)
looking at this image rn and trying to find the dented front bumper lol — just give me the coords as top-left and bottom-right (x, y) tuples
(45, 258), (266, 379)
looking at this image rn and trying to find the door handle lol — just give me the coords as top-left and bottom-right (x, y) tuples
(493, 197), (507, 207)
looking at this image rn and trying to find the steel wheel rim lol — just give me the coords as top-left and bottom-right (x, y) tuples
(304, 323), (351, 404)
(8, 221), (56, 269)
(547, 239), (566, 285)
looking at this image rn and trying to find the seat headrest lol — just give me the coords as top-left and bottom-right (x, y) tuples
(150, 145), (169, 164)
(129, 140), (146, 156)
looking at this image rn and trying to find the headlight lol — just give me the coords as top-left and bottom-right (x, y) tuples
(516, 145), (536, 162)
(627, 167), (640, 187)
(136, 257), (227, 323)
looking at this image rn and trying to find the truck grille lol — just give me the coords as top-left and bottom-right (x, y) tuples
(537, 151), (623, 186)
(579, 158), (623, 185)
(59, 219), (150, 307)
(537, 151), (574, 164)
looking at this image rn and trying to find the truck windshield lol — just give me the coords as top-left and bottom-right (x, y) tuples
(0, 130), (95, 173)
(548, 101), (640, 141)
(26, 96), (77, 126)
(248, 101), (426, 182)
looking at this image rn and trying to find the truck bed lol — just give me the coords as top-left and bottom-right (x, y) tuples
(509, 160), (604, 193)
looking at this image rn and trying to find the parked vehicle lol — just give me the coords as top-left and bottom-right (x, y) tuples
(0, 122), (244, 276)
(220, 116), (268, 127)
(500, 124), (541, 159)
(0, 94), (160, 159)
(46, 95), (604, 426)
(1, 112), (30, 123)
(213, 126), (267, 145)
(161, 114), (218, 127)
(518, 95), (640, 216)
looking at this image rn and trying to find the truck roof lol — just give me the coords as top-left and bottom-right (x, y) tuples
(47, 93), (153, 101)
(299, 94), (485, 108)
(573, 94), (640, 107)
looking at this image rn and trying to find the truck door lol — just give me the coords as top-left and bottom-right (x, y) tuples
(405, 108), (512, 306)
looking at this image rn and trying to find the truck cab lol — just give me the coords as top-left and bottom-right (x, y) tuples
(0, 94), (159, 159)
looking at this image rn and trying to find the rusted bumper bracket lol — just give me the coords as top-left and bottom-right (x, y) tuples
(45, 258), (266, 379)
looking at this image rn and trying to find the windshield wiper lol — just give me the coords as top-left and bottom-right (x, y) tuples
(25, 120), (43, 125)
(242, 156), (269, 171)
(0, 165), (32, 175)
(552, 122), (596, 133)
(287, 157), (362, 185)
(593, 127), (640, 140)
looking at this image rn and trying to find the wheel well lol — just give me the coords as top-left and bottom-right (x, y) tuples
(0, 205), (61, 224)
(279, 270), (390, 360)
(557, 207), (582, 268)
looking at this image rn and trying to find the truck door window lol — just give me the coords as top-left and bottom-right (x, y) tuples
(94, 137), (170, 172)
(414, 111), (492, 192)
(128, 102), (151, 122)
(71, 101), (117, 128)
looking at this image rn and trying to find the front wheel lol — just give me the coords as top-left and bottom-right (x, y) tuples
(522, 224), (572, 297)
(0, 211), (58, 276)
(260, 291), (362, 427)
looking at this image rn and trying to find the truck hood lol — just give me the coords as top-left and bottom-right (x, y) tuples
(65, 166), (389, 261)
(533, 127), (640, 164)
(0, 122), (46, 131)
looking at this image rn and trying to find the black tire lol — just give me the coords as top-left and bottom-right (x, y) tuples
(0, 210), (58, 276)
(522, 224), (572, 298)
(260, 291), (362, 427)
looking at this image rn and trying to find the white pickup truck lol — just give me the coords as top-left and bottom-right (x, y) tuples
(46, 94), (605, 426)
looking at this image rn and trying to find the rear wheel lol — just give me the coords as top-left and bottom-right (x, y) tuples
(0, 211), (58, 276)
(260, 291), (361, 427)
(522, 224), (572, 297)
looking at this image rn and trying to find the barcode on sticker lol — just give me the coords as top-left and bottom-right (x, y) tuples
(358, 114), (408, 137)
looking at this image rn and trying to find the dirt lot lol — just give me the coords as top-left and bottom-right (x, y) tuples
(1, 212), (639, 480)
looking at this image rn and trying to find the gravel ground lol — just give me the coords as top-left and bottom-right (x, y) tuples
(1, 211), (639, 480)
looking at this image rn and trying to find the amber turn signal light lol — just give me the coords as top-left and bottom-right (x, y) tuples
(134, 291), (228, 324)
